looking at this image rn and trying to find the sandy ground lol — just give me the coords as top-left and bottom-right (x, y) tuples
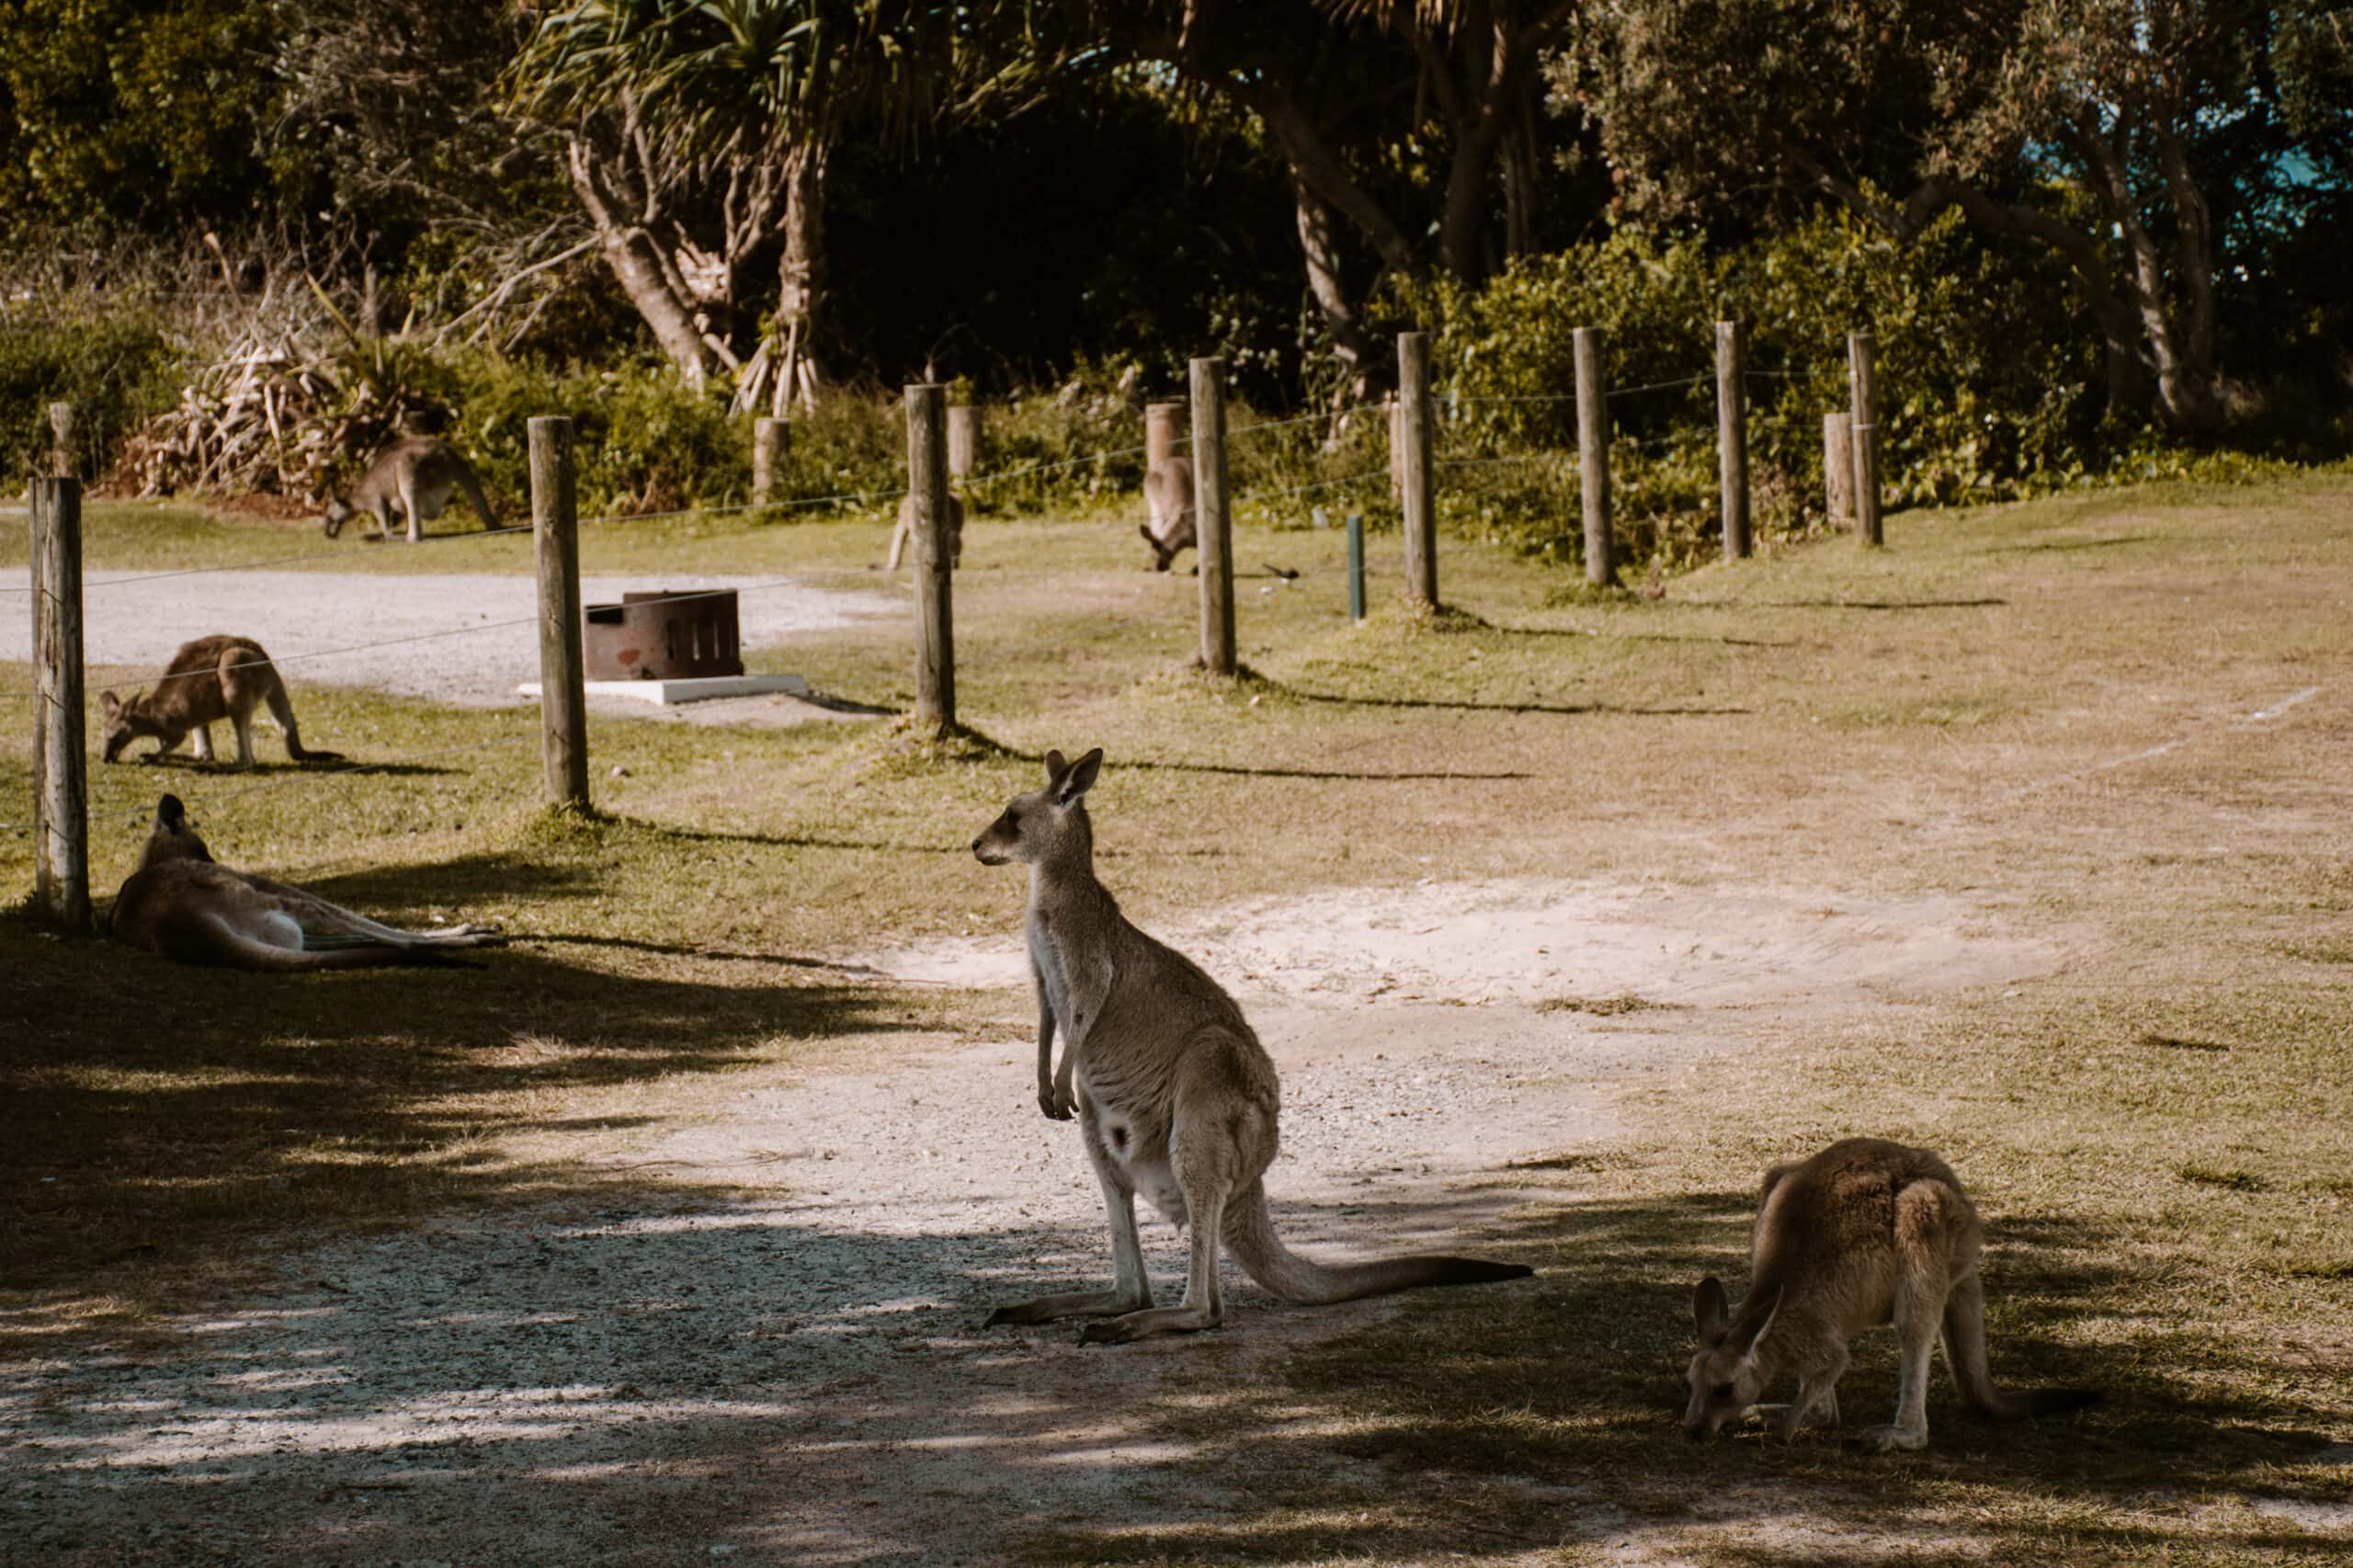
(0, 568), (899, 710)
(0, 879), (2084, 1565)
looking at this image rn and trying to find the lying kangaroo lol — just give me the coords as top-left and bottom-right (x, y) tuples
(323, 437), (496, 543)
(1685, 1137), (2100, 1452)
(885, 491), (965, 572)
(972, 747), (1530, 1344)
(1140, 455), (1196, 571)
(110, 794), (504, 971)
(100, 635), (342, 771)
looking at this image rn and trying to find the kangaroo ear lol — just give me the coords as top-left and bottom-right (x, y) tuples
(1055, 747), (1104, 804)
(1694, 1277), (1730, 1346)
(1043, 749), (1068, 788)
(156, 793), (186, 826)
(99, 689), (120, 716)
(1733, 1288), (1783, 1358)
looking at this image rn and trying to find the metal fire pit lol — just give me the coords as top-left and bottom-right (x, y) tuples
(583, 589), (744, 680)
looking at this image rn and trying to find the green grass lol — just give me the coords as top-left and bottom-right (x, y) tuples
(6, 474), (2352, 1561)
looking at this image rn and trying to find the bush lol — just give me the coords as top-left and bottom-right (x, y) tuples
(1427, 208), (2124, 572)
(0, 309), (185, 491)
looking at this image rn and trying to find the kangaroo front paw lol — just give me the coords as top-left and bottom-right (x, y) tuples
(1853, 1424), (1927, 1454)
(1036, 1086), (1073, 1120)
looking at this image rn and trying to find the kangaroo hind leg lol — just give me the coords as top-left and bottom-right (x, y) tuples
(986, 1113), (1154, 1326)
(1857, 1179), (1961, 1453)
(1078, 1085), (1251, 1345)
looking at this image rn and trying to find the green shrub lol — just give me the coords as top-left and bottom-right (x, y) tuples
(0, 309), (184, 490)
(1427, 208), (2118, 573)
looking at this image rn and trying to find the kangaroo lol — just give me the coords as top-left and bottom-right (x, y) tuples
(972, 747), (1531, 1344)
(885, 491), (965, 572)
(323, 437), (496, 543)
(1684, 1137), (2100, 1452)
(1139, 455), (1196, 572)
(109, 794), (505, 971)
(100, 635), (342, 772)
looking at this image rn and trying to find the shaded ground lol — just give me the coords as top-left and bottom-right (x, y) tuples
(3, 478), (2350, 1563)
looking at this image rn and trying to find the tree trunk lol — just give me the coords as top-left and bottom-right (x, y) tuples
(770, 140), (828, 415)
(566, 133), (715, 387)
(1288, 168), (1378, 399)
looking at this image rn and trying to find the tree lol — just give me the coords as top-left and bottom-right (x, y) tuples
(1149, 2), (1586, 394)
(515, 0), (1059, 410)
(1576, 0), (2353, 434)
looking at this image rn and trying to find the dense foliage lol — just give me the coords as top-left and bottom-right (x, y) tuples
(0, 0), (2345, 559)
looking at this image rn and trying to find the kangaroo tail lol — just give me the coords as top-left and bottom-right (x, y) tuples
(455, 458), (498, 531)
(1941, 1273), (2101, 1421)
(1219, 1178), (1530, 1305)
(172, 913), (476, 971)
(263, 680), (342, 764)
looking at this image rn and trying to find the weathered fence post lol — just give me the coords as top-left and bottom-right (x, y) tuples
(1848, 332), (1882, 547)
(1824, 411), (1855, 527)
(905, 384), (958, 730)
(947, 404), (983, 479)
(1189, 357), (1235, 676)
(1346, 512), (1367, 623)
(29, 477), (90, 933)
(1145, 400), (1184, 481)
(1717, 321), (1750, 560)
(48, 402), (75, 479)
(529, 416), (589, 810)
(752, 416), (787, 505)
(1574, 326), (1614, 585)
(1398, 332), (1438, 609)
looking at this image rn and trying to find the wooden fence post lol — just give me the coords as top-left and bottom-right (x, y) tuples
(529, 416), (589, 810)
(1824, 411), (1855, 527)
(905, 384), (958, 729)
(29, 477), (89, 933)
(947, 404), (983, 479)
(1848, 332), (1882, 547)
(752, 416), (787, 505)
(1145, 400), (1183, 481)
(1717, 321), (1750, 560)
(1398, 331), (1438, 608)
(48, 402), (75, 479)
(1346, 512), (1367, 623)
(1574, 326), (1614, 585)
(1189, 357), (1235, 676)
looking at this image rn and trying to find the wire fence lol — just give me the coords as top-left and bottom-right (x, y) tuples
(17, 333), (1875, 909)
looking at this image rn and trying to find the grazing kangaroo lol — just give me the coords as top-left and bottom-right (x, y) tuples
(972, 747), (1530, 1344)
(1684, 1137), (2100, 1452)
(323, 437), (496, 543)
(885, 491), (965, 572)
(100, 635), (341, 771)
(1139, 454), (1196, 572)
(110, 794), (504, 971)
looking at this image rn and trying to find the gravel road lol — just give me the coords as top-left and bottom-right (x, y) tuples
(0, 568), (899, 706)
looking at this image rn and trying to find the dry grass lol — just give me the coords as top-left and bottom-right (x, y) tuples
(4, 474), (2351, 1561)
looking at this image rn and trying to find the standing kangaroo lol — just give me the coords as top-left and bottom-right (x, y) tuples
(1139, 455), (1197, 572)
(1684, 1138), (2100, 1452)
(100, 635), (341, 771)
(323, 437), (496, 543)
(885, 491), (965, 573)
(972, 747), (1530, 1344)
(110, 794), (504, 971)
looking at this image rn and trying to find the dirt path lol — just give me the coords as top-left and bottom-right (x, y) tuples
(0, 568), (898, 707)
(0, 881), (2078, 1564)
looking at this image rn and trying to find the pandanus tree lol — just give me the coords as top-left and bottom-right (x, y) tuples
(514, 0), (1055, 411)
